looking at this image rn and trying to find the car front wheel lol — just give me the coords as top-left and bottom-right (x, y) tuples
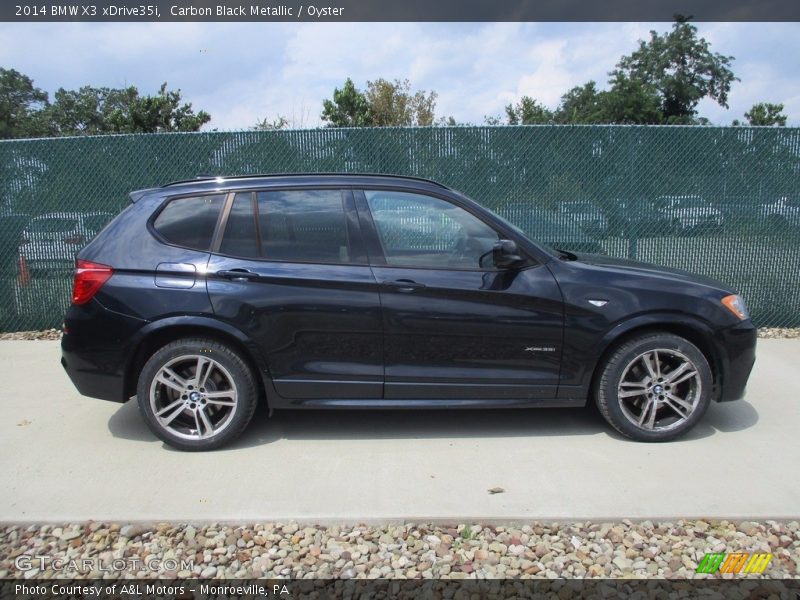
(595, 333), (712, 442)
(137, 338), (258, 451)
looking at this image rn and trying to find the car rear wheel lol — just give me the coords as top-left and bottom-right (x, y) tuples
(595, 333), (712, 442)
(137, 338), (258, 451)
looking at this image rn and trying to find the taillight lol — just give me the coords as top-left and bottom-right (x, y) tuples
(72, 259), (113, 305)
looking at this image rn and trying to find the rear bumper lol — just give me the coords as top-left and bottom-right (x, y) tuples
(714, 320), (757, 402)
(61, 300), (145, 402)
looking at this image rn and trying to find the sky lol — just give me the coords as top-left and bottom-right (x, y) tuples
(1, 21), (798, 129)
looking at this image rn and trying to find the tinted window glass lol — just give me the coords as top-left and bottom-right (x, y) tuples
(154, 194), (225, 251)
(256, 190), (351, 263)
(365, 190), (499, 269)
(219, 193), (259, 258)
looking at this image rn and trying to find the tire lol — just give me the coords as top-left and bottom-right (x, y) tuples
(137, 338), (258, 451)
(595, 332), (712, 442)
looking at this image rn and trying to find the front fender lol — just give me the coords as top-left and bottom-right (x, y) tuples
(595, 311), (718, 363)
(558, 310), (722, 401)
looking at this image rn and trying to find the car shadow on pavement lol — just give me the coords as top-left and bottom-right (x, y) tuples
(107, 396), (760, 451)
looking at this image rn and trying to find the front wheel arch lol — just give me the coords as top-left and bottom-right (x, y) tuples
(589, 322), (722, 404)
(594, 332), (713, 441)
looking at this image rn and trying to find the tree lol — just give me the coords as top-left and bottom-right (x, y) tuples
(505, 96), (553, 124)
(105, 83), (209, 133)
(45, 86), (129, 135)
(321, 78), (371, 127)
(42, 82), (210, 135)
(365, 78), (437, 126)
(253, 115), (290, 130)
(743, 102), (787, 126)
(554, 82), (606, 124)
(599, 73), (664, 124)
(612, 15), (737, 123)
(0, 68), (49, 138)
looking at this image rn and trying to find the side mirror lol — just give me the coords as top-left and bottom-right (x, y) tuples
(492, 239), (523, 268)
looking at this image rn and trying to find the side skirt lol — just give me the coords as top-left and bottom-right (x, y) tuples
(273, 398), (587, 409)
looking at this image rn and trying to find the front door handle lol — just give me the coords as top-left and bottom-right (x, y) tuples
(217, 269), (260, 282)
(383, 279), (426, 292)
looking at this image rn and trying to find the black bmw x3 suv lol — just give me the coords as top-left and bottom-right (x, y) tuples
(61, 174), (756, 450)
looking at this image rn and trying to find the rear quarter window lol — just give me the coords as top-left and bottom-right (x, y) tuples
(153, 194), (225, 251)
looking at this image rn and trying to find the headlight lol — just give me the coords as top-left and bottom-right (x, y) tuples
(721, 294), (749, 321)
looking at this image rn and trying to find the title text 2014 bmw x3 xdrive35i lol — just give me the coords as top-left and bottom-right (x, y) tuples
(61, 174), (756, 450)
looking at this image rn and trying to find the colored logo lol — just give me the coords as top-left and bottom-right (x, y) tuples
(696, 552), (772, 574)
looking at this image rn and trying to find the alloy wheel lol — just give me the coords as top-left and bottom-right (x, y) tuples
(617, 348), (702, 432)
(149, 354), (238, 441)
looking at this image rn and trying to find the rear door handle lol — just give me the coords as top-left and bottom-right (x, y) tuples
(382, 279), (426, 292)
(217, 269), (260, 282)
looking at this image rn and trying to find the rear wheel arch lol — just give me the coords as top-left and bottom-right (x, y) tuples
(589, 320), (722, 402)
(124, 321), (270, 405)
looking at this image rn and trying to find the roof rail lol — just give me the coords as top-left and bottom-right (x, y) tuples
(161, 172), (450, 189)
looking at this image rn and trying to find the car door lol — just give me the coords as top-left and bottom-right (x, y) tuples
(206, 188), (383, 401)
(356, 188), (564, 401)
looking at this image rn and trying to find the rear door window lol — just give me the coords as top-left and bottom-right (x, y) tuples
(212, 189), (359, 264)
(219, 193), (259, 258)
(255, 190), (353, 264)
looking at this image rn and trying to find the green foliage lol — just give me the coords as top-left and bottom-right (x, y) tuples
(0, 73), (210, 139)
(744, 103), (787, 127)
(555, 82), (607, 124)
(125, 83), (211, 133)
(366, 78), (438, 126)
(612, 15), (737, 123)
(512, 77), (662, 126)
(0, 68), (49, 138)
(254, 115), (290, 130)
(504, 17), (740, 126)
(323, 78), (439, 127)
(600, 73), (664, 124)
(505, 96), (553, 125)
(321, 78), (371, 127)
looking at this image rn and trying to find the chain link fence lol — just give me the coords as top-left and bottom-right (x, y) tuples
(1, 125), (799, 331)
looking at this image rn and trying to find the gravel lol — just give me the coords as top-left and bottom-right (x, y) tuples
(2, 328), (799, 341)
(0, 329), (62, 341)
(1, 520), (797, 579)
(757, 327), (800, 339)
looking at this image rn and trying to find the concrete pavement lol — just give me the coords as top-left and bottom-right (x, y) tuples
(0, 339), (798, 523)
